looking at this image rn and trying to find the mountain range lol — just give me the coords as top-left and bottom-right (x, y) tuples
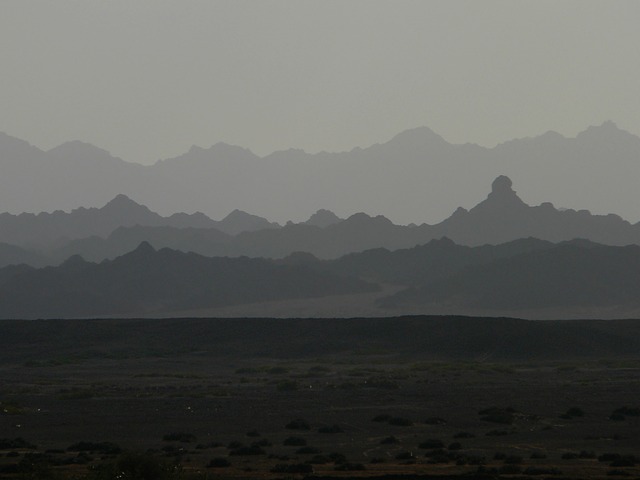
(2, 122), (640, 225)
(0, 242), (376, 319)
(3, 236), (640, 319)
(3, 174), (640, 266)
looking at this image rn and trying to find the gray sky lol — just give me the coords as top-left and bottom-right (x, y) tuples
(1, 1), (639, 164)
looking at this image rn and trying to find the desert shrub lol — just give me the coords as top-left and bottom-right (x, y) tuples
(579, 450), (597, 459)
(609, 413), (626, 421)
(424, 417), (447, 425)
(419, 439), (444, 449)
(370, 457), (385, 464)
(67, 441), (122, 454)
(245, 429), (260, 437)
(0, 438), (36, 449)
(296, 446), (320, 455)
(610, 456), (637, 467)
(283, 437), (306, 446)
(448, 442), (462, 450)
(613, 406), (640, 417)
(524, 466), (563, 475)
(530, 451), (547, 459)
(318, 424), (343, 433)
(504, 455), (523, 464)
(235, 367), (258, 374)
(388, 417), (412, 426)
(479, 406), (516, 424)
(366, 378), (399, 389)
(607, 469), (631, 476)
(327, 452), (347, 464)
(271, 463), (313, 473)
(229, 446), (266, 456)
(109, 453), (182, 480)
(285, 418), (310, 430)
(207, 457), (231, 468)
(162, 433), (196, 443)
(277, 380), (299, 391)
(493, 452), (507, 460)
(267, 366), (289, 374)
(562, 452), (579, 459)
(251, 439), (271, 447)
(485, 430), (509, 436)
(600, 454), (623, 462)
(499, 464), (522, 474)
(227, 441), (244, 449)
(372, 414), (392, 422)
(453, 431), (475, 439)
(380, 436), (399, 444)
(564, 407), (584, 417)
(395, 451), (414, 460)
(334, 462), (365, 471)
(307, 455), (330, 464)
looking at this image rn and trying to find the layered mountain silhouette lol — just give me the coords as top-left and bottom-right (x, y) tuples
(0, 194), (278, 249)
(0, 242), (376, 319)
(2, 122), (640, 225)
(39, 175), (640, 263)
(4, 236), (640, 319)
(381, 242), (640, 317)
(3, 174), (640, 266)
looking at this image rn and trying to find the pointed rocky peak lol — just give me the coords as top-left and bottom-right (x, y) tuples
(59, 254), (89, 270)
(342, 212), (394, 227)
(466, 176), (528, 216)
(101, 194), (148, 212)
(489, 175), (515, 198)
(576, 121), (639, 145)
(390, 126), (446, 142)
(126, 241), (156, 258)
(218, 209), (279, 235)
(304, 209), (343, 228)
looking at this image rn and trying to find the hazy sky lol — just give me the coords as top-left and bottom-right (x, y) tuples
(1, 1), (639, 164)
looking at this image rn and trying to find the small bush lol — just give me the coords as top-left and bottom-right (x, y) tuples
(499, 464), (522, 474)
(296, 446), (320, 455)
(283, 437), (306, 446)
(388, 417), (412, 426)
(372, 414), (392, 422)
(318, 424), (343, 434)
(285, 419), (310, 430)
(271, 463), (313, 474)
(419, 439), (444, 449)
(453, 431), (475, 439)
(334, 462), (365, 471)
(448, 442), (462, 450)
(379, 436), (399, 444)
(424, 417), (447, 425)
(207, 458), (231, 468)
(162, 433), (196, 443)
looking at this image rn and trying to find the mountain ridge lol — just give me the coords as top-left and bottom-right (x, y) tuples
(2, 122), (640, 224)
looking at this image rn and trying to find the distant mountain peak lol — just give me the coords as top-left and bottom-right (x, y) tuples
(102, 194), (144, 210)
(490, 175), (514, 197)
(387, 126), (449, 147)
(305, 209), (342, 228)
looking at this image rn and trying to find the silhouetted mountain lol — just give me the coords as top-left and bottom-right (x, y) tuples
(0, 194), (277, 249)
(0, 242), (48, 268)
(323, 237), (556, 286)
(383, 242), (640, 316)
(2, 122), (640, 225)
(303, 209), (343, 228)
(52, 225), (233, 263)
(0, 243), (377, 319)
(41, 175), (640, 262)
(217, 209), (280, 235)
(428, 175), (640, 246)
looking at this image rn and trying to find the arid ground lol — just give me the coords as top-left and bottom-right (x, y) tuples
(1, 317), (639, 479)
